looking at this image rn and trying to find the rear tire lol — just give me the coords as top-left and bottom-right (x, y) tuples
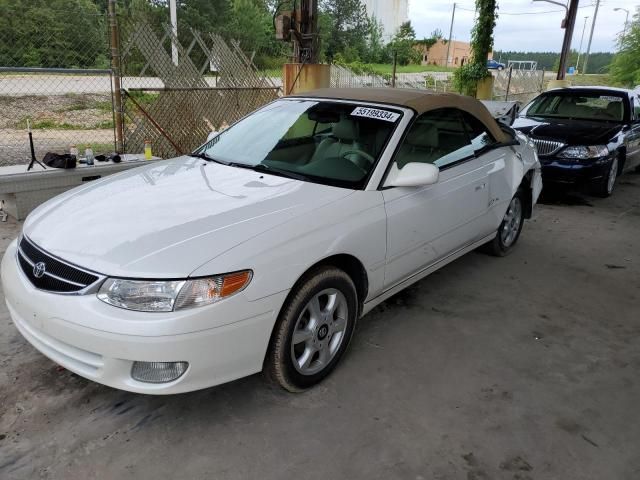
(482, 189), (526, 257)
(593, 156), (618, 198)
(265, 266), (358, 392)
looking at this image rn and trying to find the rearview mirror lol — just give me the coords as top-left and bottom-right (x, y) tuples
(389, 162), (439, 187)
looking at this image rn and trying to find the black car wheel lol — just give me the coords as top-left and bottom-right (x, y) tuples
(593, 157), (618, 198)
(482, 189), (525, 257)
(265, 266), (358, 392)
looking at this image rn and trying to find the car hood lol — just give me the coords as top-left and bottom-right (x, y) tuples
(512, 116), (622, 145)
(23, 156), (353, 277)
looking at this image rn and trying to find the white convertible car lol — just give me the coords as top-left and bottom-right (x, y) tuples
(1, 89), (541, 393)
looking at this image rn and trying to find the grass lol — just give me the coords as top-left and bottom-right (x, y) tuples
(57, 100), (113, 113)
(367, 63), (456, 74)
(126, 91), (159, 108)
(567, 74), (615, 87)
(263, 68), (282, 78)
(261, 63), (455, 78)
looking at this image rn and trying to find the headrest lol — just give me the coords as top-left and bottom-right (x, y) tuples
(606, 101), (622, 118)
(406, 124), (438, 148)
(332, 118), (357, 141)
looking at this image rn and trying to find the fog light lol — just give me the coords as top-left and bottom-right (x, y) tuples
(131, 361), (189, 383)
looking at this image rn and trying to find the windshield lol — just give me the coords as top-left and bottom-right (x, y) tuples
(523, 91), (626, 122)
(196, 99), (402, 189)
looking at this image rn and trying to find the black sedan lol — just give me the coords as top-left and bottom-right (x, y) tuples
(513, 87), (640, 197)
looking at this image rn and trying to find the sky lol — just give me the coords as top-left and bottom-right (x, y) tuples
(408, 0), (634, 52)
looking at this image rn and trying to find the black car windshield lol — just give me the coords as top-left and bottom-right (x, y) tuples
(196, 99), (402, 189)
(524, 91), (625, 122)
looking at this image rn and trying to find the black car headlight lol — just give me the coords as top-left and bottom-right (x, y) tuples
(557, 145), (609, 160)
(97, 271), (252, 312)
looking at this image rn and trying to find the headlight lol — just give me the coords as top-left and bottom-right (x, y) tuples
(97, 271), (252, 312)
(558, 145), (608, 159)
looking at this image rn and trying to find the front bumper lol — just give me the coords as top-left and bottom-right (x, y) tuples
(539, 154), (614, 187)
(1, 239), (288, 394)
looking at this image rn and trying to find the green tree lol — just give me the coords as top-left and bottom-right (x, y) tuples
(453, 0), (498, 96)
(362, 15), (385, 63)
(0, 0), (108, 68)
(320, 0), (370, 62)
(610, 7), (640, 86)
(386, 21), (421, 66)
(416, 29), (444, 50)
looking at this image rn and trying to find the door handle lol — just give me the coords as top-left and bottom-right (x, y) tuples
(475, 183), (486, 191)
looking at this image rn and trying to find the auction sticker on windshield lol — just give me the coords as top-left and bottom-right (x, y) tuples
(351, 106), (401, 123)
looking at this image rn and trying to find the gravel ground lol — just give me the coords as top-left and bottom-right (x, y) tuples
(0, 94), (115, 166)
(0, 175), (639, 480)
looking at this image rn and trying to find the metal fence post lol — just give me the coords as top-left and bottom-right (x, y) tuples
(391, 51), (397, 88)
(504, 65), (513, 101)
(539, 68), (546, 93)
(108, 0), (124, 153)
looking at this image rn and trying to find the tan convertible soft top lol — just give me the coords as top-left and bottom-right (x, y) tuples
(290, 88), (509, 143)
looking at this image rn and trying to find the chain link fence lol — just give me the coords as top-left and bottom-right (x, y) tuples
(0, 1), (542, 170)
(492, 68), (545, 104)
(118, 22), (281, 159)
(330, 66), (454, 93)
(0, 3), (116, 167)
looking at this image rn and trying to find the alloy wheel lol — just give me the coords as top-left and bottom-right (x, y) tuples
(607, 157), (618, 195)
(500, 196), (522, 248)
(290, 288), (349, 375)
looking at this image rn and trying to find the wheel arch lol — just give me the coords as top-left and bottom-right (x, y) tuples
(520, 169), (535, 219)
(615, 146), (626, 174)
(288, 254), (369, 316)
(262, 253), (369, 368)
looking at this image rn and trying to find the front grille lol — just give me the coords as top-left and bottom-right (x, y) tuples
(531, 138), (565, 157)
(17, 237), (100, 293)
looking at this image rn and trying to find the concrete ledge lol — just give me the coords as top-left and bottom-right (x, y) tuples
(0, 155), (161, 220)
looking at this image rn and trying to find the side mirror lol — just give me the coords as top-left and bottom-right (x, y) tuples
(389, 162), (439, 187)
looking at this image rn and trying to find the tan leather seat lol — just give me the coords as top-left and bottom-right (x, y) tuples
(396, 125), (439, 168)
(311, 118), (362, 163)
(605, 101), (623, 120)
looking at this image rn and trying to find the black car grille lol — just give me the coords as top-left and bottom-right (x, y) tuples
(17, 237), (100, 293)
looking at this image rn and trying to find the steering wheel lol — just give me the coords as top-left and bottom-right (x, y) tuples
(341, 150), (376, 172)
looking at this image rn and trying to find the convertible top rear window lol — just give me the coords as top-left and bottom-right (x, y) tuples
(198, 99), (403, 189)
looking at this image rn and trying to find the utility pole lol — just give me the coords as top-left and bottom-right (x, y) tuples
(614, 8), (630, 43)
(576, 16), (589, 74)
(170, 0), (178, 66)
(582, 0), (600, 76)
(556, 0), (579, 80)
(446, 3), (456, 68)
(533, 0), (577, 81)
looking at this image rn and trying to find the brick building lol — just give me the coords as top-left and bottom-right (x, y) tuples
(414, 39), (491, 68)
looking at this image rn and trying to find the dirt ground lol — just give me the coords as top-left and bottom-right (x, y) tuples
(1, 175), (639, 480)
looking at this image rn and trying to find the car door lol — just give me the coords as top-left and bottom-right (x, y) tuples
(459, 111), (515, 231)
(381, 108), (496, 289)
(626, 94), (640, 169)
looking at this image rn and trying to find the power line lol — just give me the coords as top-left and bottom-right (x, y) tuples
(455, 5), (592, 16)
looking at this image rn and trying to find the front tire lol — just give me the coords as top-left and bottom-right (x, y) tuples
(483, 189), (525, 257)
(265, 266), (358, 392)
(593, 157), (618, 197)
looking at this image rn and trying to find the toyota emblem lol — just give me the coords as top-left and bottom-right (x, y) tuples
(33, 262), (46, 279)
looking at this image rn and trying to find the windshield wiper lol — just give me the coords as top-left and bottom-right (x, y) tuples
(189, 152), (229, 165)
(229, 162), (310, 182)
